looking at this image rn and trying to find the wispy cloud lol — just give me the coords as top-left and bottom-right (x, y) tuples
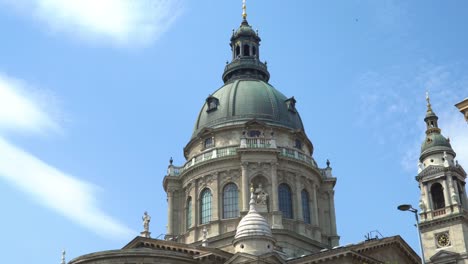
(1, 0), (184, 47)
(0, 74), (133, 238)
(0, 74), (59, 135)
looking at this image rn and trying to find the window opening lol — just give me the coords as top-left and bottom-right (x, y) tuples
(431, 183), (445, 210)
(295, 139), (302, 150)
(204, 137), (214, 149)
(223, 183), (239, 219)
(248, 130), (261, 137)
(279, 183), (293, 219)
(200, 189), (212, 224)
(243, 44), (250, 56)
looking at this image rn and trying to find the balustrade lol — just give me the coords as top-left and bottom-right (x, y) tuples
(432, 208), (446, 217)
(168, 144), (317, 177)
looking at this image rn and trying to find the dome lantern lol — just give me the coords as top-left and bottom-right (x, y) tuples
(222, 0), (269, 83)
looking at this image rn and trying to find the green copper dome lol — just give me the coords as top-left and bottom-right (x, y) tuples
(420, 133), (453, 156)
(192, 79), (304, 138)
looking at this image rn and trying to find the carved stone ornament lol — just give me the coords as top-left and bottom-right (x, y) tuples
(418, 165), (445, 178)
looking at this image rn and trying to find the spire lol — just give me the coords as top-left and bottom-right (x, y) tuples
(61, 250), (66, 264)
(426, 91), (436, 117)
(242, 0), (247, 20)
(426, 91), (432, 111)
(424, 91), (440, 134)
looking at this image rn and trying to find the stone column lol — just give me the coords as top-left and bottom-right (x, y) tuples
(328, 190), (339, 247)
(194, 179), (199, 226)
(328, 191), (337, 234)
(270, 162), (283, 229)
(295, 177), (304, 221)
(424, 184), (432, 210)
(312, 184), (319, 226)
(443, 179), (451, 206)
(167, 190), (174, 235)
(241, 162), (249, 211)
(211, 174), (219, 221)
(271, 163), (279, 211)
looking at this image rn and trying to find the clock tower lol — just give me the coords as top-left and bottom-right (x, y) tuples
(417, 94), (468, 262)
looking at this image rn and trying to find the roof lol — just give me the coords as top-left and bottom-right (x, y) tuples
(192, 79), (304, 138)
(420, 133), (454, 158)
(288, 235), (421, 264)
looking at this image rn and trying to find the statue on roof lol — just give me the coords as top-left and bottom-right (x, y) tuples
(142, 211), (151, 232)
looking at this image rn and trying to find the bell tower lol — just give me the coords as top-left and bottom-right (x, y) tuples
(417, 93), (468, 262)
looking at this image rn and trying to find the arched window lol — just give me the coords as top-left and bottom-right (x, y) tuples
(235, 45), (240, 57)
(252, 46), (257, 56)
(186, 197), (192, 228)
(200, 189), (212, 224)
(243, 44), (250, 56)
(223, 183), (239, 219)
(301, 190), (311, 224)
(279, 183), (293, 219)
(431, 183), (445, 210)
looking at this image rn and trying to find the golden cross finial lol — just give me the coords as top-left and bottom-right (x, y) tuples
(426, 90), (432, 110)
(242, 0), (247, 19)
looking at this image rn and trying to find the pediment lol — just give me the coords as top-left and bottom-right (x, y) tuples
(419, 165), (445, 178)
(244, 119), (268, 128)
(196, 127), (215, 138)
(430, 250), (460, 261)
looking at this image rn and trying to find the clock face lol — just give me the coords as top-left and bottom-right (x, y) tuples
(437, 233), (450, 248)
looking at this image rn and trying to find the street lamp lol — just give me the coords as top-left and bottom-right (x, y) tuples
(398, 204), (425, 264)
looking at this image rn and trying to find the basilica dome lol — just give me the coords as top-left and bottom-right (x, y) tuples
(192, 79), (304, 138)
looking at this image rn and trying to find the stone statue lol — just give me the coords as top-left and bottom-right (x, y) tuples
(202, 226), (208, 240)
(443, 151), (450, 167)
(256, 184), (268, 205)
(142, 211), (151, 232)
(201, 226), (208, 247)
(418, 161), (424, 173)
(451, 191), (459, 204)
(419, 199), (426, 212)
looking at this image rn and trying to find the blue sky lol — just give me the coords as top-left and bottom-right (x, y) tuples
(0, 1), (467, 263)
